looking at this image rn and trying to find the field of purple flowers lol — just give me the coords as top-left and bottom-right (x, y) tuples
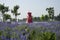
(0, 21), (60, 40)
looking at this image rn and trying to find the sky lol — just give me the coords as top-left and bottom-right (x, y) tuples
(0, 0), (60, 19)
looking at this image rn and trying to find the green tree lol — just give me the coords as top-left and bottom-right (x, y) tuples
(56, 13), (60, 21)
(46, 7), (54, 21)
(4, 14), (11, 21)
(44, 15), (49, 21)
(0, 4), (9, 22)
(40, 15), (45, 21)
(32, 17), (40, 21)
(11, 5), (20, 22)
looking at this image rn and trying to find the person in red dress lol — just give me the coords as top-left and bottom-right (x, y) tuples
(26, 12), (33, 23)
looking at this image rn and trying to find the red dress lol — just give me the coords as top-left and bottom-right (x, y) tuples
(26, 12), (32, 23)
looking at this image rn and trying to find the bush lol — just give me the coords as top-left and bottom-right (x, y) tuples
(28, 30), (56, 40)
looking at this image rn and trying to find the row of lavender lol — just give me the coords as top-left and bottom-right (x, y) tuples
(0, 21), (60, 40)
(0, 21), (60, 34)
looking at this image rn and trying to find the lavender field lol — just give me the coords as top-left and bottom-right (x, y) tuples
(0, 21), (60, 40)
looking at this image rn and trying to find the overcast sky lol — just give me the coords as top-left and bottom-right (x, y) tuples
(0, 0), (60, 19)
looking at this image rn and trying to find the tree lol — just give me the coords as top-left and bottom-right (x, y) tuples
(40, 15), (45, 21)
(11, 5), (20, 22)
(4, 14), (11, 21)
(0, 3), (9, 22)
(56, 13), (60, 21)
(32, 17), (40, 22)
(46, 7), (54, 21)
(44, 15), (49, 21)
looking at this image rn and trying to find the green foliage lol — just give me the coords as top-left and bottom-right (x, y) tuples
(55, 14), (60, 21)
(46, 7), (54, 21)
(49, 33), (56, 40)
(43, 32), (56, 40)
(28, 30), (56, 40)
(11, 5), (20, 21)
(44, 15), (49, 21)
(0, 25), (57, 40)
(40, 15), (45, 21)
(0, 3), (9, 22)
(11, 32), (17, 38)
(28, 30), (36, 40)
(3, 27), (20, 40)
(32, 17), (40, 22)
(0, 31), (3, 36)
(3, 27), (12, 38)
(11, 18), (16, 22)
(4, 14), (11, 21)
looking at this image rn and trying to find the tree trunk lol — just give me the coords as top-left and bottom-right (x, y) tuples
(15, 16), (17, 22)
(3, 14), (5, 22)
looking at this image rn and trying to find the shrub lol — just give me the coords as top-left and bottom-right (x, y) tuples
(28, 30), (56, 40)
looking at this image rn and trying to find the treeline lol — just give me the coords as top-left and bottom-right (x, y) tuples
(0, 3), (60, 22)
(32, 14), (60, 22)
(22, 7), (60, 22)
(22, 14), (60, 22)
